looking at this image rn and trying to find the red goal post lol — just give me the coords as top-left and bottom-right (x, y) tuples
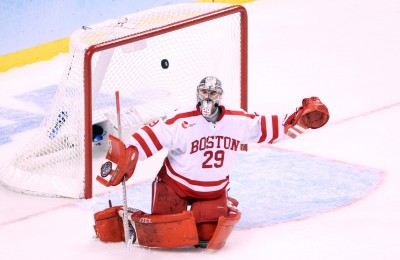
(0, 3), (248, 199)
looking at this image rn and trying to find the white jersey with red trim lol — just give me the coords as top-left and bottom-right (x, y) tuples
(126, 104), (287, 198)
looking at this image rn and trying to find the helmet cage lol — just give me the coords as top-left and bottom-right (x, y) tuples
(196, 77), (223, 118)
(196, 76), (223, 104)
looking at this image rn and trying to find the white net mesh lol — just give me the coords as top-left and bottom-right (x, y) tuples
(0, 3), (247, 198)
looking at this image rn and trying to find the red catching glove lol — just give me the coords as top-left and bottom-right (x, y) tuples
(96, 134), (139, 187)
(283, 96), (329, 139)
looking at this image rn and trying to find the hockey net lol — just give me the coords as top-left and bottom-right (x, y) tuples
(0, 3), (248, 199)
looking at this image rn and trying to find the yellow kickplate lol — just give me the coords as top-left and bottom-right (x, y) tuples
(0, 37), (69, 72)
(1, 0), (255, 72)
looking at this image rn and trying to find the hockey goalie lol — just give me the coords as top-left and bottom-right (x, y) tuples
(93, 76), (329, 249)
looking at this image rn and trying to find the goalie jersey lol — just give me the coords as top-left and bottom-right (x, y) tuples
(126, 104), (287, 199)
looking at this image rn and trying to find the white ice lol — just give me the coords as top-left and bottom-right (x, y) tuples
(1, 0), (400, 259)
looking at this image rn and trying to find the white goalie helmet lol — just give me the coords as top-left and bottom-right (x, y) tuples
(197, 76), (223, 118)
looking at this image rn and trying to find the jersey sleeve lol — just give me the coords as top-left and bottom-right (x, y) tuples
(125, 110), (188, 161)
(242, 112), (288, 144)
(125, 118), (171, 161)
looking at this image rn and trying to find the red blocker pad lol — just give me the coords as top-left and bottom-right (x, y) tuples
(132, 211), (199, 248)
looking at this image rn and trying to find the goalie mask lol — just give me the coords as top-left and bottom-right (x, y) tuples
(197, 76), (223, 118)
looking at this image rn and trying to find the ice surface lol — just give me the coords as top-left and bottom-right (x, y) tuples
(1, 0), (400, 259)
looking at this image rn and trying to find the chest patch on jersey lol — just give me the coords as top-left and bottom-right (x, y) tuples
(181, 121), (196, 129)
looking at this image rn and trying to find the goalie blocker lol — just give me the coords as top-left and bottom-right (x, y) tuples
(96, 134), (139, 187)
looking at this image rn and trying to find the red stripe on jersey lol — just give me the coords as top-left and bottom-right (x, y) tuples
(258, 115), (267, 143)
(268, 115), (279, 144)
(133, 132), (153, 157)
(165, 110), (200, 125)
(165, 158), (229, 186)
(143, 126), (163, 151)
(221, 107), (256, 120)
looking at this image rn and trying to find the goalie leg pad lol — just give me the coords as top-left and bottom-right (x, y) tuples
(132, 211), (199, 248)
(197, 222), (218, 241)
(207, 210), (241, 250)
(93, 206), (124, 242)
(191, 193), (240, 244)
(190, 191), (228, 223)
(130, 208), (240, 249)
